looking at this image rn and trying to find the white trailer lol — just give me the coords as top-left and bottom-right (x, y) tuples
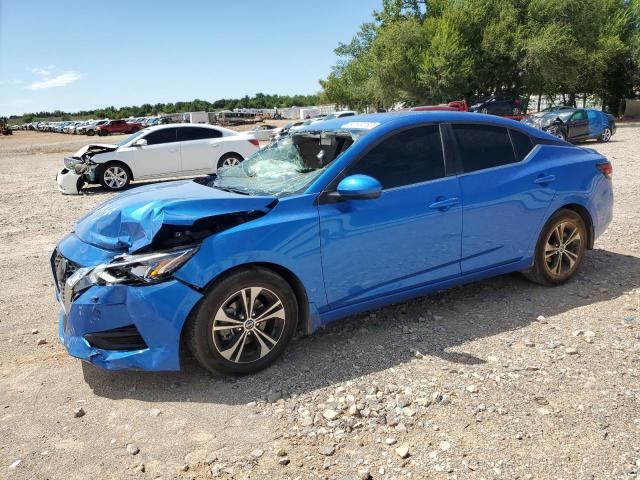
(182, 111), (209, 124)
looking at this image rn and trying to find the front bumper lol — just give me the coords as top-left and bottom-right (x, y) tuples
(53, 235), (203, 371)
(56, 168), (84, 195)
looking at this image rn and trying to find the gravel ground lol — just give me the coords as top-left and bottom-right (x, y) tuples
(0, 125), (639, 479)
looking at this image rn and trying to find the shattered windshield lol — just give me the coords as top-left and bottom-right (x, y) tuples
(210, 130), (360, 196)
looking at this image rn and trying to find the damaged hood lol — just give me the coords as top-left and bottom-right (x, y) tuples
(70, 143), (118, 158)
(75, 180), (276, 251)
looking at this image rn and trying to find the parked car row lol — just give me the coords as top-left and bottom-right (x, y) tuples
(17, 116), (171, 135)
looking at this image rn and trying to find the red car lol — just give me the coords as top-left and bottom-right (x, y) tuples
(96, 119), (143, 136)
(411, 100), (469, 112)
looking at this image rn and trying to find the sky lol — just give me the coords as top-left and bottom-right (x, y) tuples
(0, 0), (380, 116)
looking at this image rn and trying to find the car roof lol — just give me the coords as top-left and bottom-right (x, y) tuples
(140, 122), (239, 135)
(295, 111), (551, 138)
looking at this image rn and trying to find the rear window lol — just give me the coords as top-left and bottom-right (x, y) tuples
(452, 124), (517, 173)
(510, 130), (535, 161)
(178, 127), (222, 141)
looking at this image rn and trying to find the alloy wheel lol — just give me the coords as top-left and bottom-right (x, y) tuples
(212, 287), (286, 364)
(222, 157), (241, 167)
(544, 221), (582, 277)
(601, 128), (611, 142)
(103, 166), (128, 189)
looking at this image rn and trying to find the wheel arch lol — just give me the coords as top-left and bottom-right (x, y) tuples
(96, 159), (135, 180)
(179, 261), (312, 350)
(555, 203), (595, 249)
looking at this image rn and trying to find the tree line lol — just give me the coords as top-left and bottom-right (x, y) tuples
(18, 93), (320, 123)
(319, 0), (640, 114)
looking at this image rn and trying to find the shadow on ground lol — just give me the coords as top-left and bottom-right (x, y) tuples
(83, 248), (639, 405)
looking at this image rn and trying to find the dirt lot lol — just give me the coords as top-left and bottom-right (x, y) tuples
(1, 125), (639, 480)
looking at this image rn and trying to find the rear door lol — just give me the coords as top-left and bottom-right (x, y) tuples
(318, 124), (462, 308)
(125, 127), (179, 177)
(177, 126), (224, 173)
(449, 123), (555, 273)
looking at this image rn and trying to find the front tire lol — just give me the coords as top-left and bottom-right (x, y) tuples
(97, 163), (131, 191)
(548, 125), (566, 141)
(87, 130), (95, 136)
(523, 209), (587, 286)
(186, 267), (298, 375)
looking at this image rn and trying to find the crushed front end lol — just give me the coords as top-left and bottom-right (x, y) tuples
(56, 144), (117, 194)
(51, 180), (278, 371)
(52, 234), (203, 371)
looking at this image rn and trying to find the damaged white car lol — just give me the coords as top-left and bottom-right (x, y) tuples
(56, 123), (260, 194)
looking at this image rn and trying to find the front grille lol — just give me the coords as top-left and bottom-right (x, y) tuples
(84, 325), (148, 351)
(51, 249), (82, 301)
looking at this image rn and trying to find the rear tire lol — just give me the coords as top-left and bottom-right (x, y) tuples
(523, 209), (587, 286)
(186, 267), (298, 375)
(216, 153), (244, 170)
(599, 127), (612, 143)
(87, 130), (95, 136)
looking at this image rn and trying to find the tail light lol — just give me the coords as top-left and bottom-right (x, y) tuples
(597, 162), (612, 179)
(248, 138), (260, 147)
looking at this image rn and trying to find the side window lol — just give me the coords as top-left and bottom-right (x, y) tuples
(510, 130), (535, 162)
(144, 128), (177, 145)
(452, 124), (516, 173)
(178, 127), (222, 142)
(346, 125), (445, 189)
(570, 110), (586, 122)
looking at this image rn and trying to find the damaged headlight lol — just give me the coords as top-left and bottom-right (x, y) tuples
(90, 247), (198, 286)
(63, 156), (89, 174)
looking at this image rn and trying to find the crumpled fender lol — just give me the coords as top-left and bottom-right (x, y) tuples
(74, 180), (277, 251)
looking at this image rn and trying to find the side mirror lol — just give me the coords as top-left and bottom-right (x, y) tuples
(336, 174), (382, 200)
(132, 138), (147, 147)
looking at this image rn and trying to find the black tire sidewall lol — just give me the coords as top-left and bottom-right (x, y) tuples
(188, 267), (298, 375)
(534, 209), (587, 285)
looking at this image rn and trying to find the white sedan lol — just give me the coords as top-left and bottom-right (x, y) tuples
(57, 123), (260, 194)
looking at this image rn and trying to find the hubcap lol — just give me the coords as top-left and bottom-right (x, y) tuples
(544, 221), (582, 276)
(212, 287), (285, 364)
(103, 166), (128, 188)
(222, 157), (240, 167)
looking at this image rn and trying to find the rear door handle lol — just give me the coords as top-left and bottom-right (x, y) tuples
(428, 197), (459, 210)
(534, 174), (556, 184)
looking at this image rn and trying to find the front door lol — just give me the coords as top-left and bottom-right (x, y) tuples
(318, 125), (462, 308)
(566, 110), (589, 140)
(126, 127), (180, 178)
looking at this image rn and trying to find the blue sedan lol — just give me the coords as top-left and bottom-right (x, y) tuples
(52, 112), (613, 374)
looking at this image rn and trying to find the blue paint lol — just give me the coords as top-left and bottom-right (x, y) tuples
(52, 112), (614, 371)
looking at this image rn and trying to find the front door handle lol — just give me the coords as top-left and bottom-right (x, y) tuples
(534, 174), (556, 185)
(428, 197), (459, 211)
